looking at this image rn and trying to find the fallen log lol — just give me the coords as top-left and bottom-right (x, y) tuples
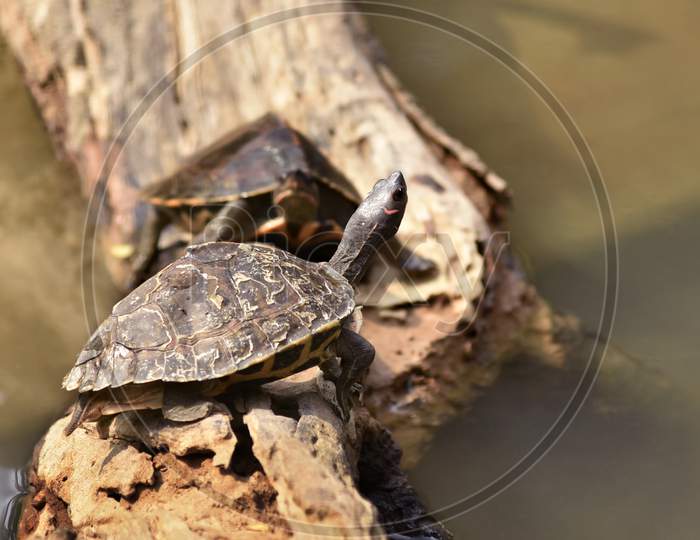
(1, 1), (561, 537)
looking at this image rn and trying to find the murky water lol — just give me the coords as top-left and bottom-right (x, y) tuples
(0, 40), (119, 524)
(371, 1), (700, 538)
(1, 1), (699, 537)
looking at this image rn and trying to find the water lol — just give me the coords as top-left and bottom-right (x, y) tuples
(370, 1), (700, 537)
(0, 468), (25, 539)
(0, 38), (119, 521)
(1, 1), (699, 537)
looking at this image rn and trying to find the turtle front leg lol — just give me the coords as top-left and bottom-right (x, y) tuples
(191, 199), (261, 244)
(325, 326), (375, 420)
(386, 237), (436, 277)
(292, 220), (344, 260)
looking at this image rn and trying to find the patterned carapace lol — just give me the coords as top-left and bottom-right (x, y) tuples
(64, 242), (354, 393)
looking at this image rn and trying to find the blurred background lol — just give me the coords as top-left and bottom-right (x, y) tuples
(1, 1), (699, 538)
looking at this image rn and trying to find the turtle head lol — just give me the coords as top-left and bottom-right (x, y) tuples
(359, 170), (407, 241)
(329, 171), (407, 283)
(273, 170), (320, 230)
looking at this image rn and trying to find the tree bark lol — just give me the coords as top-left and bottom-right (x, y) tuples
(1, 1), (562, 538)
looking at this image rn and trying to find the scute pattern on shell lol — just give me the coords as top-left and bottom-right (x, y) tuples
(142, 114), (362, 209)
(145, 124), (307, 204)
(141, 114), (361, 207)
(63, 242), (354, 392)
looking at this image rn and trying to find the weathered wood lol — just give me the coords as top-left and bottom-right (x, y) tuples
(0, 0), (491, 300)
(1, 1), (558, 538)
(0, 0), (541, 457)
(18, 381), (451, 539)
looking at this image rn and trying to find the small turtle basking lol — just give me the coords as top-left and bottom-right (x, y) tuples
(63, 171), (409, 435)
(129, 114), (433, 285)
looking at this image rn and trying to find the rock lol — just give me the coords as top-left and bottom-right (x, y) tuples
(18, 385), (447, 539)
(108, 405), (237, 468)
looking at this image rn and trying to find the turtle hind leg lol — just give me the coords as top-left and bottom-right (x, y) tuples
(192, 199), (261, 244)
(63, 394), (93, 437)
(327, 326), (375, 421)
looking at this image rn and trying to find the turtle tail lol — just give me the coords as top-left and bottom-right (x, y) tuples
(63, 394), (91, 437)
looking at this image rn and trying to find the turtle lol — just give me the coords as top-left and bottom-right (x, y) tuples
(128, 114), (434, 286)
(62, 171), (409, 436)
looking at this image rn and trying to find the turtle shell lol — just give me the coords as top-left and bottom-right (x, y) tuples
(142, 114), (360, 208)
(63, 242), (355, 393)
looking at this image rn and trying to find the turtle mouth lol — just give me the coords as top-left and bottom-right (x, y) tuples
(383, 207), (400, 215)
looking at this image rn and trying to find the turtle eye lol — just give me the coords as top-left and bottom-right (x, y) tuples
(392, 187), (405, 202)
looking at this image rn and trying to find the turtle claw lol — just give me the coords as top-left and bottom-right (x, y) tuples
(336, 385), (353, 422)
(350, 382), (364, 405)
(335, 381), (365, 422)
